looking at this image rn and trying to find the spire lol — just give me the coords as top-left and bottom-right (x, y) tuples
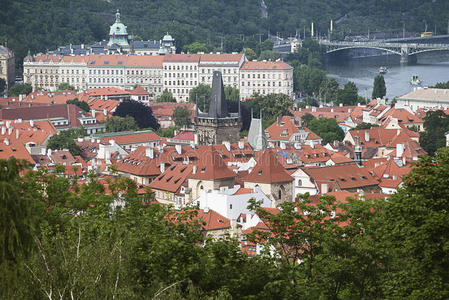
(208, 71), (229, 118)
(115, 9), (121, 23)
(248, 108), (268, 151)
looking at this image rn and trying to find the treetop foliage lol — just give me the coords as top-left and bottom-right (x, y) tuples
(113, 100), (160, 131)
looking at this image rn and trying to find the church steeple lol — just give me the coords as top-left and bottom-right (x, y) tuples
(208, 71), (229, 118)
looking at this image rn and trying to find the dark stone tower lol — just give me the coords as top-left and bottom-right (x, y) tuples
(195, 71), (241, 145)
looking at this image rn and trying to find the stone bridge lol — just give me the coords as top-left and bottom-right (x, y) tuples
(320, 40), (449, 63)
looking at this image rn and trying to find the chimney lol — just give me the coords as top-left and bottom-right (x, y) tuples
(339, 103), (343, 107)
(223, 141), (230, 152)
(77, 137), (84, 142)
(330, 108), (334, 112)
(203, 207), (210, 213)
(146, 147), (154, 159)
(8, 127), (12, 136)
(4, 138), (9, 146)
(1, 127), (6, 135)
(364, 131), (370, 142)
(238, 141), (244, 149)
(160, 162), (165, 173)
(30, 120), (34, 128)
(15, 129), (19, 139)
(103, 108), (107, 116)
(280, 142), (286, 150)
(321, 183), (328, 195)
(397, 128), (401, 136)
(109, 139), (115, 146)
(396, 143), (404, 158)
(312, 107), (316, 112)
(175, 144), (182, 155)
(91, 110), (96, 118)
(193, 165), (197, 174)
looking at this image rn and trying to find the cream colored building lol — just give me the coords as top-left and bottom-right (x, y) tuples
(125, 55), (164, 97)
(198, 53), (244, 88)
(239, 60), (294, 101)
(396, 87), (449, 111)
(23, 54), (61, 91)
(0, 45), (15, 90)
(163, 54), (201, 102)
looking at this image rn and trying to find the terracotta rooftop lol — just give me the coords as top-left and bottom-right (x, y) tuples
(241, 60), (293, 71)
(149, 164), (193, 193)
(189, 146), (236, 180)
(242, 148), (294, 184)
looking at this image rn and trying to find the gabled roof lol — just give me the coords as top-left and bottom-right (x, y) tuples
(149, 164), (193, 193)
(242, 148), (294, 184)
(303, 163), (379, 191)
(0, 138), (34, 164)
(114, 146), (162, 176)
(266, 116), (321, 142)
(189, 146), (236, 180)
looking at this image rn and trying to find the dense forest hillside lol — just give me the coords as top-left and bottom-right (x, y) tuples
(1, 0), (449, 69)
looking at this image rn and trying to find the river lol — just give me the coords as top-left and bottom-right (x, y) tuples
(325, 52), (449, 100)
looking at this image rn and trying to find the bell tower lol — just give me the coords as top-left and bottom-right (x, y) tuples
(194, 71), (241, 145)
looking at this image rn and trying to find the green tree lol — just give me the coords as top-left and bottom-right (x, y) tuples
(301, 112), (316, 127)
(114, 100), (160, 130)
(66, 98), (89, 111)
(8, 83), (32, 97)
(293, 64), (326, 96)
(419, 110), (449, 156)
(156, 126), (178, 138)
(183, 42), (208, 53)
(0, 78), (6, 94)
(431, 81), (449, 89)
(156, 89), (176, 102)
(319, 77), (339, 103)
(379, 148), (449, 298)
(258, 50), (282, 61)
(58, 82), (76, 91)
(308, 117), (345, 144)
(47, 128), (85, 156)
(172, 106), (192, 128)
(243, 48), (257, 61)
(372, 74), (386, 99)
(189, 84), (211, 112)
(336, 81), (359, 106)
(256, 39), (274, 56)
(224, 86), (240, 102)
(244, 93), (294, 128)
(105, 116), (138, 132)
(351, 122), (379, 130)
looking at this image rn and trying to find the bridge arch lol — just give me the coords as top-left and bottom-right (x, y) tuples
(409, 48), (449, 56)
(325, 46), (401, 56)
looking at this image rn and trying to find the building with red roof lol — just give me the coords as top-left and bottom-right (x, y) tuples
(239, 60), (294, 100)
(188, 146), (237, 200)
(265, 116), (322, 147)
(242, 148), (294, 205)
(292, 163), (380, 196)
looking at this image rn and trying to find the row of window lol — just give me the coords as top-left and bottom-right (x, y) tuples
(165, 72), (197, 79)
(242, 73), (288, 79)
(241, 81), (284, 87)
(165, 80), (197, 87)
(164, 65), (197, 71)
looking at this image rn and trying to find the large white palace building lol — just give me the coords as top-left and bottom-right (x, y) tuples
(23, 11), (293, 101)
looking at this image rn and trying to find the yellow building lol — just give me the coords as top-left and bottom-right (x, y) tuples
(0, 45), (15, 90)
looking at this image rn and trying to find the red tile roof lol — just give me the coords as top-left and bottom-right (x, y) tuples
(149, 164), (193, 193)
(164, 53), (201, 63)
(172, 130), (195, 141)
(266, 116), (321, 142)
(189, 146), (236, 180)
(100, 131), (161, 146)
(88, 54), (128, 67)
(200, 53), (243, 63)
(242, 148), (294, 184)
(241, 60), (293, 71)
(303, 163), (379, 191)
(125, 55), (164, 67)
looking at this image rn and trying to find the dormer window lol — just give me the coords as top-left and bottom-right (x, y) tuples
(258, 171), (262, 175)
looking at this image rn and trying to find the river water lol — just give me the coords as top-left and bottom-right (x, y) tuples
(325, 52), (449, 100)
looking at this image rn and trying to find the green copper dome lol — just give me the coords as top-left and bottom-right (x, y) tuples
(107, 9), (129, 47)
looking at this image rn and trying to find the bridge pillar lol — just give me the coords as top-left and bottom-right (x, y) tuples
(400, 45), (409, 64)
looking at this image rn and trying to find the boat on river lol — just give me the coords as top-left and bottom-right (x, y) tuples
(379, 66), (387, 74)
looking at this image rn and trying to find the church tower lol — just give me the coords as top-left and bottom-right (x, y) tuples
(194, 71), (241, 145)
